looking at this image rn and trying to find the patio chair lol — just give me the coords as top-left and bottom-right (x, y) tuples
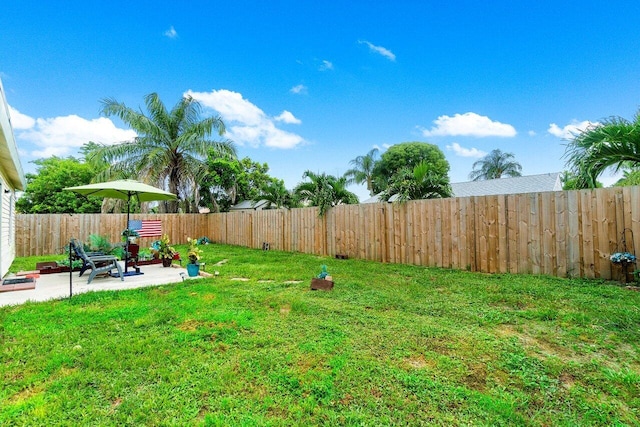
(69, 238), (124, 284)
(70, 239), (106, 276)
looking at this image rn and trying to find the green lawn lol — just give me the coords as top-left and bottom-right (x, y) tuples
(1, 244), (639, 425)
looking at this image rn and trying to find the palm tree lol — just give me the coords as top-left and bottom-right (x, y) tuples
(469, 149), (522, 181)
(257, 181), (298, 209)
(94, 93), (236, 213)
(564, 112), (640, 188)
(344, 148), (379, 196)
(614, 168), (640, 187)
(294, 171), (359, 216)
(381, 161), (452, 202)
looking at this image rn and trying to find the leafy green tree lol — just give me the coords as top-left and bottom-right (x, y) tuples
(234, 158), (281, 202)
(201, 157), (241, 212)
(16, 157), (103, 214)
(564, 112), (640, 188)
(469, 149), (522, 181)
(344, 148), (379, 196)
(373, 142), (450, 193)
(200, 155), (282, 212)
(294, 171), (359, 216)
(95, 93), (236, 213)
(381, 161), (452, 202)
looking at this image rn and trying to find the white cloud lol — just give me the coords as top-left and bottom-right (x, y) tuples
(228, 121), (303, 149)
(420, 112), (517, 137)
(372, 143), (391, 151)
(319, 60), (333, 71)
(186, 89), (264, 125)
(16, 114), (136, 157)
(446, 142), (486, 158)
(275, 110), (301, 124)
(8, 106), (36, 129)
(528, 130), (537, 137)
(186, 89), (305, 149)
(548, 120), (597, 139)
(290, 84), (308, 95)
(164, 26), (178, 38)
(358, 40), (396, 61)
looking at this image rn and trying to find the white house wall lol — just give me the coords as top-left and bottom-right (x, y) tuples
(0, 176), (16, 277)
(0, 78), (26, 278)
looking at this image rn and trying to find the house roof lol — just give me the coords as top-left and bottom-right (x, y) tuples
(362, 193), (398, 204)
(0, 79), (26, 191)
(451, 173), (562, 198)
(362, 172), (562, 203)
(229, 199), (271, 210)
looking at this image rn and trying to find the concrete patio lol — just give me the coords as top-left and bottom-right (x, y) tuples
(0, 262), (203, 307)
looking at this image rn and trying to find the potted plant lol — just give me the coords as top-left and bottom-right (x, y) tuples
(610, 251), (637, 283)
(156, 234), (176, 267)
(311, 264), (334, 290)
(186, 237), (203, 277)
(137, 249), (152, 262)
(121, 228), (140, 243)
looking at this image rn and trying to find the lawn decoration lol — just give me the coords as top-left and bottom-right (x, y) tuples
(610, 252), (636, 264)
(311, 264), (334, 290)
(611, 228), (637, 283)
(197, 236), (210, 245)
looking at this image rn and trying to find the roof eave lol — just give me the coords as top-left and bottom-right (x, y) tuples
(0, 80), (26, 191)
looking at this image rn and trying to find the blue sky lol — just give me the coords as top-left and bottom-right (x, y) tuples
(2, 1), (640, 200)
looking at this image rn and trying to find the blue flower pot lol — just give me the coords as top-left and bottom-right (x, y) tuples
(186, 263), (200, 277)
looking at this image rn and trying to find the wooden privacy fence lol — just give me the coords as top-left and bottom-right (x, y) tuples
(16, 186), (640, 280)
(15, 213), (207, 259)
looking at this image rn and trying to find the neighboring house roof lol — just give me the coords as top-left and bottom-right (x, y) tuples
(362, 173), (562, 203)
(362, 193), (398, 204)
(0, 79), (26, 191)
(229, 199), (271, 210)
(451, 173), (562, 198)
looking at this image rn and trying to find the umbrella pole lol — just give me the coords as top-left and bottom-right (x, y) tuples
(69, 238), (73, 298)
(125, 195), (130, 274)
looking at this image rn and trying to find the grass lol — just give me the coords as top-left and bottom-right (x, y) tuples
(1, 244), (639, 425)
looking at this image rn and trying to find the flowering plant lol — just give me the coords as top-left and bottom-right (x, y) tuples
(155, 234), (176, 259)
(610, 252), (636, 264)
(187, 237), (203, 264)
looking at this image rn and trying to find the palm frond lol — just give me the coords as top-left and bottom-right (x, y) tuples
(98, 93), (235, 211)
(564, 114), (640, 187)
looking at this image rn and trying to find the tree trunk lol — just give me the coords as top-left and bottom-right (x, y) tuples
(167, 174), (179, 213)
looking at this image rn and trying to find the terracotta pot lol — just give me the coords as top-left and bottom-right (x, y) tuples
(162, 258), (172, 267)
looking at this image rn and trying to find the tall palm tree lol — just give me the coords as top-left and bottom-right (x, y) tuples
(564, 112), (640, 188)
(344, 148), (379, 196)
(294, 171), (359, 216)
(469, 149), (522, 181)
(95, 93), (236, 212)
(381, 161), (452, 202)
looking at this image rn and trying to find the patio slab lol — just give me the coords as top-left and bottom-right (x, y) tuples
(0, 262), (202, 307)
